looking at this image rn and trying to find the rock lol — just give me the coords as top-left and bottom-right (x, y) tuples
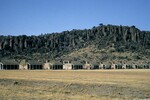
(0, 24), (149, 60)
(13, 81), (19, 85)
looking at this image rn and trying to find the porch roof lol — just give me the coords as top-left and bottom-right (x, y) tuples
(0, 60), (19, 65)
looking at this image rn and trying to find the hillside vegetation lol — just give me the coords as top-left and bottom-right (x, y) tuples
(0, 24), (150, 62)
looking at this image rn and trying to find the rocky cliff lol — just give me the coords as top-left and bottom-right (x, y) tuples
(0, 24), (150, 62)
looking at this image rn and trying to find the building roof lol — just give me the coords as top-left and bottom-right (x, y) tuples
(71, 61), (83, 65)
(50, 61), (63, 65)
(90, 61), (99, 65)
(27, 60), (43, 65)
(0, 60), (19, 65)
(63, 59), (72, 62)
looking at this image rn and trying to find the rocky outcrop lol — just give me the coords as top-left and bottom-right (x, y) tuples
(0, 24), (150, 60)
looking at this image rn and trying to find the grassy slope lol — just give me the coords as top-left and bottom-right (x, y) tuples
(61, 45), (150, 63)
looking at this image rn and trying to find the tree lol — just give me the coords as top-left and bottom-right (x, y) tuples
(99, 23), (103, 26)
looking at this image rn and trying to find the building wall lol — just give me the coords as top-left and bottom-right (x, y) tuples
(83, 64), (91, 69)
(122, 64), (126, 69)
(63, 64), (72, 70)
(132, 64), (137, 69)
(19, 65), (28, 70)
(99, 64), (104, 69)
(43, 63), (50, 69)
(24, 65), (28, 69)
(19, 65), (23, 70)
(111, 64), (116, 69)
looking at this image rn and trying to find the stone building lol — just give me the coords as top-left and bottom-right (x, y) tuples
(111, 62), (116, 69)
(71, 61), (83, 70)
(90, 61), (99, 69)
(63, 60), (83, 70)
(103, 62), (111, 69)
(99, 62), (104, 69)
(115, 63), (123, 69)
(49, 61), (63, 70)
(132, 63), (138, 69)
(83, 61), (92, 69)
(43, 60), (50, 69)
(126, 63), (133, 69)
(63, 60), (72, 70)
(19, 60), (28, 70)
(27, 60), (43, 70)
(122, 63), (127, 69)
(143, 63), (150, 69)
(0, 60), (19, 70)
(138, 62), (144, 69)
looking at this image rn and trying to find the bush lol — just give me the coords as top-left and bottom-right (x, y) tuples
(116, 46), (125, 52)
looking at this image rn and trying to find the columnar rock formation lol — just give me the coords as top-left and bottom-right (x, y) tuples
(0, 24), (150, 60)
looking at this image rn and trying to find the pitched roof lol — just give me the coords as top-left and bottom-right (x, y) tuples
(0, 60), (19, 65)
(49, 61), (63, 65)
(27, 60), (43, 65)
(90, 61), (99, 65)
(71, 61), (83, 65)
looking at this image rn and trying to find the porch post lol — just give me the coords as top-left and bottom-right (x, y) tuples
(2, 64), (3, 70)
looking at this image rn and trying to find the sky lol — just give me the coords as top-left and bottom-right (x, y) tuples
(0, 0), (150, 36)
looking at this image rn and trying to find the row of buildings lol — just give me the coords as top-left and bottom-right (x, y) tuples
(0, 60), (150, 70)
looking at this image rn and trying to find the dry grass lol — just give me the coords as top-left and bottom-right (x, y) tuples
(64, 45), (150, 63)
(0, 70), (150, 100)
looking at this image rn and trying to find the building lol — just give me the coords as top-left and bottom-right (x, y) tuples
(71, 61), (83, 70)
(132, 63), (138, 69)
(122, 63), (127, 69)
(49, 61), (63, 70)
(114, 63), (122, 69)
(90, 61), (99, 69)
(19, 59), (28, 70)
(27, 60), (43, 70)
(111, 62), (116, 69)
(63, 60), (72, 70)
(138, 63), (144, 69)
(99, 62), (104, 69)
(103, 62), (111, 69)
(143, 63), (150, 69)
(0, 60), (19, 70)
(126, 63), (133, 69)
(110, 62), (122, 69)
(63, 60), (83, 70)
(43, 60), (50, 69)
(83, 61), (92, 69)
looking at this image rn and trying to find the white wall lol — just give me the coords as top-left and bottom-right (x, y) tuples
(63, 64), (72, 70)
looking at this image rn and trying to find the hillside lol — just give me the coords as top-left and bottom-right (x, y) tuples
(0, 24), (150, 63)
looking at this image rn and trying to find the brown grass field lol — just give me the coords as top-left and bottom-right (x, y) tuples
(0, 70), (150, 100)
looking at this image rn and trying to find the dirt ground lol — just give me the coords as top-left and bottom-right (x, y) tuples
(0, 70), (150, 100)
